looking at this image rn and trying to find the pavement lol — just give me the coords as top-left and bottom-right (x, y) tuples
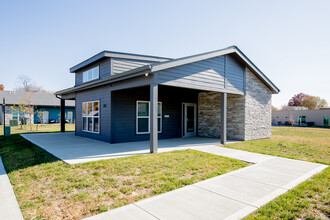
(14, 133), (328, 219)
(0, 157), (24, 220)
(21, 132), (237, 164)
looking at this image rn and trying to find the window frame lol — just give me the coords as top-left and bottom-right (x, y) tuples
(82, 100), (100, 134)
(136, 100), (162, 135)
(82, 66), (100, 83)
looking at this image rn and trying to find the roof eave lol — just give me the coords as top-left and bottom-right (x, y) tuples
(69, 51), (171, 73)
(56, 65), (152, 96)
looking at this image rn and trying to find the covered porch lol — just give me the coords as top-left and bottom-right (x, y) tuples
(58, 82), (245, 154)
(21, 132), (239, 164)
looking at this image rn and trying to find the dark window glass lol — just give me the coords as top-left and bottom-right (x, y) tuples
(138, 118), (149, 133)
(94, 118), (99, 132)
(83, 117), (87, 130)
(158, 117), (161, 132)
(88, 118), (93, 131)
(138, 102), (149, 116)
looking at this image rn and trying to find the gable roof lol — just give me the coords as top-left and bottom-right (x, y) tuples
(0, 91), (75, 107)
(70, 50), (171, 73)
(149, 46), (279, 93)
(56, 46), (279, 95)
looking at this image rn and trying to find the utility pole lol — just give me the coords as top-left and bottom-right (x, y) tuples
(2, 97), (5, 137)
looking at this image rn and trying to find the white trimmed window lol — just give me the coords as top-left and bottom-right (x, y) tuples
(136, 101), (162, 134)
(83, 66), (99, 82)
(82, 101), (99, 133)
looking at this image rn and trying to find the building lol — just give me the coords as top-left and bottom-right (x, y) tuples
(55, 46), (279, 152)
(0, 91), (75, 125)
(272, 106), (330, 127)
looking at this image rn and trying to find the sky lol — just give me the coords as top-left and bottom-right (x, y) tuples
(0, 0), (329, 108)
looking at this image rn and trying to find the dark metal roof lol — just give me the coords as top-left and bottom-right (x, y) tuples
(0, 91), (75, 107)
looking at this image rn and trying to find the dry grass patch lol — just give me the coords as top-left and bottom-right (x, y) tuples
(0, 134), (247, 219)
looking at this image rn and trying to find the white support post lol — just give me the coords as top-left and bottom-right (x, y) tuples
(221, 92), (227, 144)
(150, 83), (158, 153)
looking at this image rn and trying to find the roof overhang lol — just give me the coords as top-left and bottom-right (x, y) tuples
(70, 51), (171, 73)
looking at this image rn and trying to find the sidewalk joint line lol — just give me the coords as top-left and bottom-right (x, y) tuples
(228, 174), (288, 190)
(192, 185), (259, 208)
(133, 203), (161, 220)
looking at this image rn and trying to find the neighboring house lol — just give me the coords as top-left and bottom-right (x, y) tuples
(55, 46), (279, 152)
(272, 106), (330, 127)
(0, 91), (75, 125)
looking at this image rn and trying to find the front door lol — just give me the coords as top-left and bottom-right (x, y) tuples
(182, 103), (196, 137)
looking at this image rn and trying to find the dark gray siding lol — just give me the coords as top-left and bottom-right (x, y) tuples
(155, 54), (245, 94)
(111, 86), (198, 143)
(112, 58), (153, 75)
(75, 85), (111, 142)
(75, 58), (111, 86)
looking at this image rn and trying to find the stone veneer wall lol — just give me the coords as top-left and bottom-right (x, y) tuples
(198, 92), (245, 140)
(198, 68), (272, 141)
(244, 68), (272, 140)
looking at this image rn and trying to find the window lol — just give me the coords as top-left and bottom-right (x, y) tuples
(297, 116), (306, 124)
(83, 66), (99, 82)
(324, 116), (329, 127)
(82, 101), (99, 133)
(12, 111), (19, 121)
(136, 101), (162, 134)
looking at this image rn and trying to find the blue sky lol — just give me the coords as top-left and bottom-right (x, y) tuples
(0, 0), (329, 108)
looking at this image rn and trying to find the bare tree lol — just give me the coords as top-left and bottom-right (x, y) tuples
(15, 75), (41, 92)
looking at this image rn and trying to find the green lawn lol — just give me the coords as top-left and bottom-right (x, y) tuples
(0, 134), (247, 219)
(224, 127), (330, 219)
(0, 124), (75, 136)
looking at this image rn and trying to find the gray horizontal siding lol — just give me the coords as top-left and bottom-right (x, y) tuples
(75, 85), (111, 142)
(112, 58), (153, 75)
(225, 55), (245, 92)
(75, 58), (111, 86)
(155, 54), (245, 94)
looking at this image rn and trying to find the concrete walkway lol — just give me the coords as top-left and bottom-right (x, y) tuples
(0, 157), (24, 220)
(86, 146), (327, 220)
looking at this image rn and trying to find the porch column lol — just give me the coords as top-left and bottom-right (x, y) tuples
(221, 92), (227, 144)
(150, 83), (158, 153)
(60, 99), (65, 132)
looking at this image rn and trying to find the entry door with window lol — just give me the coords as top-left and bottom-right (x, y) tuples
(42, 111), (49, 124)
(67, 111), (73, 123)
(182, 103), (196, 137)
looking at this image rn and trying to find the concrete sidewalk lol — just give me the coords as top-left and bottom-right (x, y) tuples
(0, 157), (24, 220)
(86, 145), (327, 220)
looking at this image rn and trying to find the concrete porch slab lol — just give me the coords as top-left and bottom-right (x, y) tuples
(21, 132), (238, 164)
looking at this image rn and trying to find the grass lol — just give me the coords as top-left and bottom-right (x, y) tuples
(223, 126), (330, 219)
(0, 134), (247, 219)
(0, 124), (75, 136)
(225, 127), (329, 164)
